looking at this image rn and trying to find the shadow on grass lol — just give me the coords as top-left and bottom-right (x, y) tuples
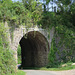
(18, 64), (41, 70)
(18, 63), (75, 71)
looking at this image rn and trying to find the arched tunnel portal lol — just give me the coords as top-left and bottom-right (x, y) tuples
(19, 31), (49, 67)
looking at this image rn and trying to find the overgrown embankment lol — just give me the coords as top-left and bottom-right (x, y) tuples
(0, 23), (16, 75)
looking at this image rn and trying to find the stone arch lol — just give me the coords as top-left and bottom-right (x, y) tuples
(10, 26), (53, 67)
(19, 31), (49, 67)
(4, 22), (55, 68)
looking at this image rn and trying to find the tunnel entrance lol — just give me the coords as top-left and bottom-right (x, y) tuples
(19, 31), (49, 67)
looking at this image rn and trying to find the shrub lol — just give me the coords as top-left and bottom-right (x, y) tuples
(17, 45), (21, 64)
(0, 23), (16, 75)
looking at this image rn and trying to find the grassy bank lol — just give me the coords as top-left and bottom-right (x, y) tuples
(40, 62), (75, 71)
(39, 65), (75, 71)
(20, 62), (75, 71)
(11, 70), (26, 75)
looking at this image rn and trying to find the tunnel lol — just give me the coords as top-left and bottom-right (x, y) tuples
(19, 31), (49, 67)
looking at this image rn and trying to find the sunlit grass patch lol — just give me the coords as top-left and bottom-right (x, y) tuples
(11, 70), (26, 75)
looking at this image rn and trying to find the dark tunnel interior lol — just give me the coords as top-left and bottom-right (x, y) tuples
(19, 31), (49, 67)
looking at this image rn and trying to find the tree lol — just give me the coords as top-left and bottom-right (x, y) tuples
(22, 0), (42, 25)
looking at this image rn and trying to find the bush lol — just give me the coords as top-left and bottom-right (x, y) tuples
(48, 38), (58, 68)
(17, 45), (21, 64)
(0, 23), (16, 75)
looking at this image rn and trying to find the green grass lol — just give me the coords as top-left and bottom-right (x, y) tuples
(39, 62), (75, 71)
(18, 56), (21, 64)
(39, 65), (75, 71)
(20, 62), (75, 71)
(11, 70), (26, 75)
(19, 65), (75, 71)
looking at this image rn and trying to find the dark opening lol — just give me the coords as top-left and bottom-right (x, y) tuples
(19, 31), (49, 67)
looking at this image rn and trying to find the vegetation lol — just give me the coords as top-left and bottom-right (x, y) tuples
(0, 23), (16, 75)
(0, 0), (42, 74)
(40, 62), (75, 71)
(11, 70), (26, 75)
(40, 0), (75, 67)
(19, 62), (75, 71)
(0, 0), (75, 74)
(17, 45), (21, 64)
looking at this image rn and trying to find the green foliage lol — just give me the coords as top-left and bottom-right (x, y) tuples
(48, 38), (58, 67)
(40, 0), (75, 68)
(21, 62), (75, 71)
(0, 23), (16, 75)
(38, 12), (56, 28)
(11, 70), (26, 75)
(0, 1), (42, 74)
(70, 3), (75, 26)
(17, 45), (21, 64)
(56, 25), (75, 63)
(22, 0), (43, 25)
(0, 0), (42, 27)
(58, 0), (71, 5)
(39, 63), (75, 71)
